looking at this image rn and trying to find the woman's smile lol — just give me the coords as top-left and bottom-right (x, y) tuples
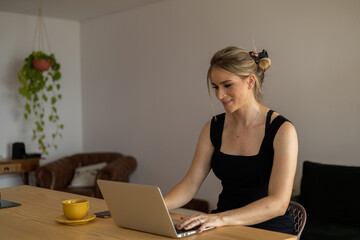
(222, 99), (233, 106)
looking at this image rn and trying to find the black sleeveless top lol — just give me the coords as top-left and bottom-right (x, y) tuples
(210, 110), (294, 234)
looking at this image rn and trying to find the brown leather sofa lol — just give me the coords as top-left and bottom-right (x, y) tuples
(35, 152), (137, 198)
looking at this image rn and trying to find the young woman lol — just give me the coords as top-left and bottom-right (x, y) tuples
(164, 46), (298, 234)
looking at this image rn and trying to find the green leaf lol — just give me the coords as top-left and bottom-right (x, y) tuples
(51, 96), (57, 104)
(25, 103), (31, 113)
(56, 84), (61, 90)
(26, 92), (32, 101)
(52, 63), (60, 71)
(60, 124), (64, 129)
(53, 72), (61, 81)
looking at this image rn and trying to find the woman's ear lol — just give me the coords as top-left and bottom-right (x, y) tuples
(248, 74), (255, 89)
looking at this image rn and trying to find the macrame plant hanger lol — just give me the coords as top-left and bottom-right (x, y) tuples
(31, 8), (53, 71)
(33, 8), (51, 54)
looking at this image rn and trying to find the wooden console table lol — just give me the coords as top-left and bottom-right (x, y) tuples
(0, 158), (41, 184)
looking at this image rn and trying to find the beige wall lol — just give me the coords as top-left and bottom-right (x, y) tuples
(81, 0), (360, 210)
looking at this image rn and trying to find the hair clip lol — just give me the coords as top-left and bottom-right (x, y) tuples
(249, 49), (268, 64)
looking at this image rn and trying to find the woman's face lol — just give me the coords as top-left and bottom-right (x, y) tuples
(210, 67), (253, 113)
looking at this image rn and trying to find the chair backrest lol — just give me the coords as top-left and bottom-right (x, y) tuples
(287, 201), (307, 239)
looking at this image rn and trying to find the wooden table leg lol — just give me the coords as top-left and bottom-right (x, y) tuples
(23, 172), (29, 185)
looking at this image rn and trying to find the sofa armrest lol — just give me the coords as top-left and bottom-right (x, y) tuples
(95, 156), (137, 198)
(35, 157), (75, 190)
(299, 161), (360, 226)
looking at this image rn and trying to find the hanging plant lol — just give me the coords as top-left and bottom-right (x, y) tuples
(17, 8), (64, 155)
(18, 51), (63, 155)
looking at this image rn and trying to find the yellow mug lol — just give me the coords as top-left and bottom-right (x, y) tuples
(62, 199), (89, 220)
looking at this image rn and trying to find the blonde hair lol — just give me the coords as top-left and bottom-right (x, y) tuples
(207, 46), (271, 108)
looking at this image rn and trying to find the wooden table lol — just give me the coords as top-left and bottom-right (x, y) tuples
(0, 158), (41, 184)
(0, 185), (297, 240)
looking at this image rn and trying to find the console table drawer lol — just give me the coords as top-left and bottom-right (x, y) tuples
(0, 163), (21, 174)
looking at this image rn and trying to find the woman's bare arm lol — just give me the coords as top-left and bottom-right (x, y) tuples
(164, 120), (214, 210)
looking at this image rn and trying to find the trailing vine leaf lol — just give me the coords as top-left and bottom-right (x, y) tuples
(18, 51), (64, 155)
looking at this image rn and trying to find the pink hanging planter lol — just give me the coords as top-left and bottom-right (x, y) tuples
(32, 59), (51, 72)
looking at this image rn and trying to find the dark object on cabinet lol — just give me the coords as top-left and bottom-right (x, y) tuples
(12, 142), (41, 159)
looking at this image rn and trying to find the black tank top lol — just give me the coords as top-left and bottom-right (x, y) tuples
(210, 110), (294, 234)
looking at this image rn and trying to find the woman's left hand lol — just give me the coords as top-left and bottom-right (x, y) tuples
(175, 213), (224, 233)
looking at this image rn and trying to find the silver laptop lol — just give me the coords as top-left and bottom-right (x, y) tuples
(97, 180), (211, 238)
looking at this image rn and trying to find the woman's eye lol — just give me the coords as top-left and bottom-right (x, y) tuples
(212, 86), (218, 90)
(224, 84), (232, 88)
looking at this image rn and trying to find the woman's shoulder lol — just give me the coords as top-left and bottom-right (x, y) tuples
(268, 110), (296, 137)
(269, 110), (291, 125)
(273, 118), (298, 153)
(270, 112), (297, 140)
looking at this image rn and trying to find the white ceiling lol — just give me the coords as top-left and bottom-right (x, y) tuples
(0, 0), (163, 21)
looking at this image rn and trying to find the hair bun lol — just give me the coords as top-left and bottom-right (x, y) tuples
(258, 58), (271, 72)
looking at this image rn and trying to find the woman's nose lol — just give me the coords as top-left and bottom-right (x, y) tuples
(216, 89), (226, 100)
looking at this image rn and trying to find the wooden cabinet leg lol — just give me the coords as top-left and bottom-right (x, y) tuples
(23, 172), (29, 185)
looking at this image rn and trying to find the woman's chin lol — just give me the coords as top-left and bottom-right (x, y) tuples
(223, 107), (236, 113)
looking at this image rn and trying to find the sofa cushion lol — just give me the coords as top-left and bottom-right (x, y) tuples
(299, 161), (360, 226)
(68, 162), (107, 188)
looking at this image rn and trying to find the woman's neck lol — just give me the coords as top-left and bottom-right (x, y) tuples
(230, 103), (265, 129)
